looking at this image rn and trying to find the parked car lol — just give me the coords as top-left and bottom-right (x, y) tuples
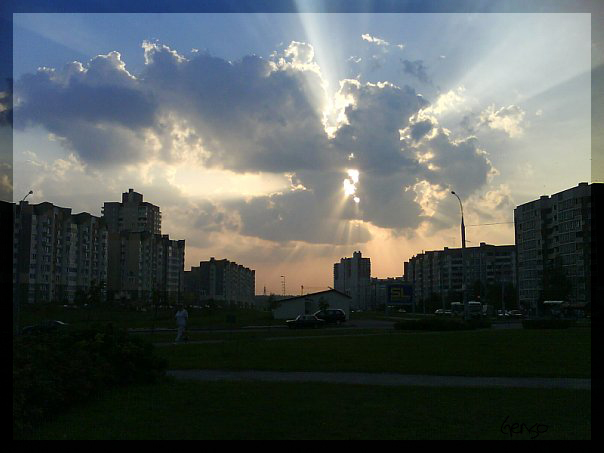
(21, 320), (70, 335)
(435, 309), (452, 316)
(497, 310), (509, 318)
(286, 315), (326, 329)
(508, 310), (525, 319)
(314, 309), (347, 325)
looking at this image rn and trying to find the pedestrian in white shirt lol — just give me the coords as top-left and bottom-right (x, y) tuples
(175, 304), (189, 343)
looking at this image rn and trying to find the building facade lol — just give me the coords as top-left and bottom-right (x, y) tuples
(102, 188), (161, 235)
(369, 277), (414, 309)
(184, 257), (255, 306)
(12, 201), (108, 304)
(107, 231), (185, 304)
(514, 182), (594, 312)
(272, 289), (352, 320)
(103, 189), (184, 304)
(405, 243), (516, 310)
(333, 251), (371, 310)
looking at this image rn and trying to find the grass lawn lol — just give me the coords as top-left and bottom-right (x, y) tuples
(157, 328), (591, 378)
(19, 305), (276, 330)
(138, 327), (389, 343)
(23, 381), (591, 440)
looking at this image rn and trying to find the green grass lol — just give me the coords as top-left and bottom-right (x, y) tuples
(138, 327), (389, 343)
(19, 305), (276, 330)
(157, 328), (591, 378)
(23, 381), (591, 440)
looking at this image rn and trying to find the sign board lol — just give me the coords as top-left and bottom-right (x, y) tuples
(387, 284), (413, 305)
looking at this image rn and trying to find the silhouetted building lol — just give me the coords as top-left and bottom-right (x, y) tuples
(272, 289), (351, 320)
(102, 188), (161, 235)
(103, 190), (184, 304)
(12, 201), (108, 304)
(184, 257), (255, 306)
(334, 251), (371, 310)
(369, 277), (413, 309)
(514, 182), (594, 313)
(405, 243), (516, 309)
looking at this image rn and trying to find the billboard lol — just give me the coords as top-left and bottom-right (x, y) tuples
(387, 284), (413, 305)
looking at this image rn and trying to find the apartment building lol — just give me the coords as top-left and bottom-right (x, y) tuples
(103, 189), (185, 304)
(184, 257), (255, 306)
(514, 182), (594, 312)
(107, 231), (185, 304)
(405, 243), (516, 308)
(333, 251), (372, 310)
(102, 188), (161, 235)
(12, 201), (108, 304)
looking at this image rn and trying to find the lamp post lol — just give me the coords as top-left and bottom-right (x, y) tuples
(15, 190), (34, 335)
(21, 190), (33, 203)
(451, 191), (468, 316)
(280, 275), (286, 297)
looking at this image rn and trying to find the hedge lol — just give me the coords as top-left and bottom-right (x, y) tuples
(13, 324), (167, 438)
(394, 317), (492, 331)
(522, 319), (576, 329)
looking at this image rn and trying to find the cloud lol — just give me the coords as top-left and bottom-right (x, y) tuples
(14, 41), (499, 246)
(478, 104), (526, 138)
(361, 33), (389, 47)
(401, 59), (432, 85)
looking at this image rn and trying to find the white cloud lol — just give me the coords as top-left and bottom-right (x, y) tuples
(479, 104), (526, 138)
(361, 33), (390, 46)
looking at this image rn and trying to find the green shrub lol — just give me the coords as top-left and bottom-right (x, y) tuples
(13, 324), (167, 438)
(394, 317), (491, 331)
(522, 319), (575, 329)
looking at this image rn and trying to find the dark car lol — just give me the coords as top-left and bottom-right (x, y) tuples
(313, 309), (347, 325)
(21, 320), (70, 335)
(286, 315), (326, 329)
(508, 310), (525, 319)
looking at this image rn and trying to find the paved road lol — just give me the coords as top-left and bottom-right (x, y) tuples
(167, 369), (591, 390)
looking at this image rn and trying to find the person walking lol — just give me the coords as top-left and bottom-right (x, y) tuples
(175, 304), (189, 343)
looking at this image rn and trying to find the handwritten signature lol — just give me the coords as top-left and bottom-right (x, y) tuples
(501, 416), (549, 439)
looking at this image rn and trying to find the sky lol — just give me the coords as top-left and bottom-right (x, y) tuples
(8, 11), (598, 295)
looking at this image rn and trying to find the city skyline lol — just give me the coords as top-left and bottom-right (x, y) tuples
(9, 12), (596, 294)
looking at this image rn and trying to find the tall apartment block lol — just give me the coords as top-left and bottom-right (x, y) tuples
(514, 182), (595, 312)
(405, 243), (516, 307)
(102, 189), (184, 304)
(184, 257), (255, 306)
(102, 188), (161, 235)
(333, 251), (371, 310)
(12, 201), (108, 304)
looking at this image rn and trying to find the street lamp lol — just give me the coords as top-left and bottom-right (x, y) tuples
(280, 275), (286, 296)
(21, 190), (33, 203)
(451, 191), (468, 314)
(15, 190), (33, 335)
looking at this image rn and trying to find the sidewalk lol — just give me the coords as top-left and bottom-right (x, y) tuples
(167, 369), (591, 390)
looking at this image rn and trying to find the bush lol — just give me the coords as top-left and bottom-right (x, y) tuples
(522, 319), (576, 329)
(394, 317), (491, 331)
(13, 324), (167, 438)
